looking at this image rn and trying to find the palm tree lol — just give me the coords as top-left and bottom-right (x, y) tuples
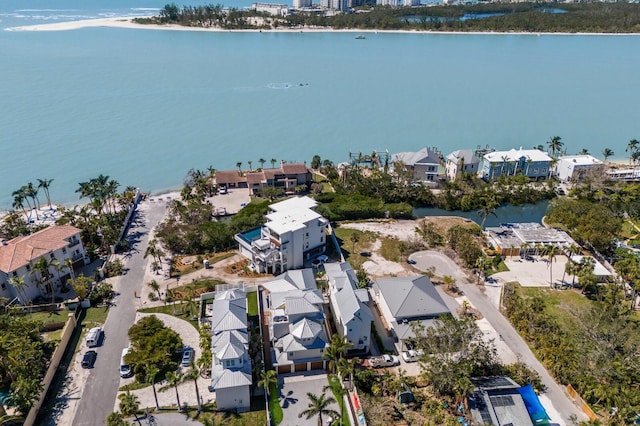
(37, 178), (54, 209)
(236, 162), (242, 174)
(626, 139), (639, 164)
(577, 148), (589, 155)
(500, 155), (509, 176)
(31, 257), (52, 296)
(337, 357), (359, 385)
(547, 136), (563, 158)
(25, 182), (41, 211)
(541, 245), (559, 288)
(298, 391), (340, 426)
(12, 194), (28, 221)
(247, 160), (253, 171)
(258, 158), (266, 170)
(9, 276), (28, 304)
(147, 280), (161, 300)
(258, 369), (278, 397)
(65, 257), (75, 280)
(478, 198), (499, 230)
(602, 148), (614, 162)
(144, 364), (161, 411)
(106, 412), (127, 426)
(270, 158), (277, 169)
(118, 391), (142, 425)
(330, 335), (352, 360)
(323, 344), (341, 374)
(12, 187), (33, 220)
(160, 371), (184, 411)
(185, 364), (202, 413)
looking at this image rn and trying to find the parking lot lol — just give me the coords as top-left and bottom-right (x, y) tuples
(495, 255), (571, 287)
(278, 372), (339, 426)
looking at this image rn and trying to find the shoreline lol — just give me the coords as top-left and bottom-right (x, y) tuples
(6, 16), (640, 36)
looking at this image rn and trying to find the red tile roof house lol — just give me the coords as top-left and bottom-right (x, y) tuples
(215, 161), (312, 195)
(0, 225), (86, 304)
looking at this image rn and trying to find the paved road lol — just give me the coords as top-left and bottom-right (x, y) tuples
(411, 250), (587, 424)
(73, 200), (168, 425)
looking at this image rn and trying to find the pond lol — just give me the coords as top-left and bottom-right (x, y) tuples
(413, 200), (550, 228)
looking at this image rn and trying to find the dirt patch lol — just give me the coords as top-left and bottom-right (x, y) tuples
(420, 216), (477, 235)
(223, 258), (270, 278)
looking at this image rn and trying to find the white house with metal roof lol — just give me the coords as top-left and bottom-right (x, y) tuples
(324, 262), (373, 354)
(373, 275), (450, 350)
(209, 290), (252, 411)
(392, 147), (442, 185)
(445, 149), (481, 181)
(235, 196), (329, 274)
(480, 148), (552, 181)
(262, 269), (330, 374)
(554, 154), (604, 182)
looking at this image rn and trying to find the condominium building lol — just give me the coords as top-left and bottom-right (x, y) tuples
(480, 148), (552, 181)
(0, 225), (86, 304)
(235, 196), (329, 274)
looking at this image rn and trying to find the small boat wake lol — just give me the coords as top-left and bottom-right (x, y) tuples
(267, 82), (309, 90)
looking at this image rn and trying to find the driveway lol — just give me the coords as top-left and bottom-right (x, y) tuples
(68, 198), (169, 425)
(116, 313), (214, 412)
(279, 372), (339, 426)
(410, 250), (587, 425)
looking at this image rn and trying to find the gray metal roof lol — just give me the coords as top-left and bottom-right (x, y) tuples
(335, 281), (372, 324)
(212, 329), (248, 348)
(392, 147), (440, 166)
(290, 317), (323, 340)
(374, 276), (450, 320)
(446, 149), (480, 165)
(211, 369), (252, 390)
(210, 298), (247, 333)
(284, 295), (321, 316)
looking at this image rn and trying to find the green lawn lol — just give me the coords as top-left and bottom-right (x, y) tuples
(247, 292), (259, 316)
(138, 303), (199, 329)
(268, 381), (283, 425)
(333, 228), (378, 269)
(518, 286), (592, 335)
(327, 375), (350, 426)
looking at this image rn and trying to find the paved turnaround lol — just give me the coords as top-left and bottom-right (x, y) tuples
(411, 250), (587, 425)
(73, 199), (168, 425)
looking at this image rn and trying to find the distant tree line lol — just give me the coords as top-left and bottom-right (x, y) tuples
(142, 2), (640, 33)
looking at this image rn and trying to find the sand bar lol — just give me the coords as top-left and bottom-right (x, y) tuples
(7, 16), (640, 35)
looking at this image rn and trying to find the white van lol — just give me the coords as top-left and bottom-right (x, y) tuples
(86, 327), (102, 348)
(120, 348), (133, 378)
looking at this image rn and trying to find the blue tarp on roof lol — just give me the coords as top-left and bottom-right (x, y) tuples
(518, 384), (551, 425)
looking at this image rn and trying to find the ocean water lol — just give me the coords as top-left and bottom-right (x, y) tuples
(2, 1), (640, 209)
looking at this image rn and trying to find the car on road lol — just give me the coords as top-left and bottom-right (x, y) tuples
(120, 347), (133, 378)
(316, 254), (329, 263)
(406, 259), (417, 265)
(401, 349), (423, 363)
(81, 350), (97, 368)
(181, 347), (194, 367)
(360, 252), (372, 257)
(369, 354), (400, 368)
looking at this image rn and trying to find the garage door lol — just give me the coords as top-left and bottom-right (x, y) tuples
(277, 365), (290, 375)
(310, 361), (324, 370)
(294, 363), (307, 372)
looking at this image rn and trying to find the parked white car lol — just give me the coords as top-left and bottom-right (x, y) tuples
(369, 354), (400, 368)
(401, 349), (423, 363)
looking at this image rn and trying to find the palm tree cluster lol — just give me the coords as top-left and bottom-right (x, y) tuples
(11, 179), (54, 221)
(626, 138), (640, 165)
(56, 175), (138, 255)
(546, 135), (564, 158)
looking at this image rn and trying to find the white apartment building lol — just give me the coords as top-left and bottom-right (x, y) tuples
(0, 225), (86, 304)
(235, 196), (329, 274)
(293, 0), (313, 8)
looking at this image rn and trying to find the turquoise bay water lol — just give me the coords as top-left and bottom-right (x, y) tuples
(1, 1), (640, 209)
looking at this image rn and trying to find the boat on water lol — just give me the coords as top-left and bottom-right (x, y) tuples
(355, 35), (366, 39)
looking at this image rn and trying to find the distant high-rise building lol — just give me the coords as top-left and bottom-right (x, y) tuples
(293, 0), (312, 8)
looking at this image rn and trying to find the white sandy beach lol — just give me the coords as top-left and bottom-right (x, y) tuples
(7, 16), (640, 36)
